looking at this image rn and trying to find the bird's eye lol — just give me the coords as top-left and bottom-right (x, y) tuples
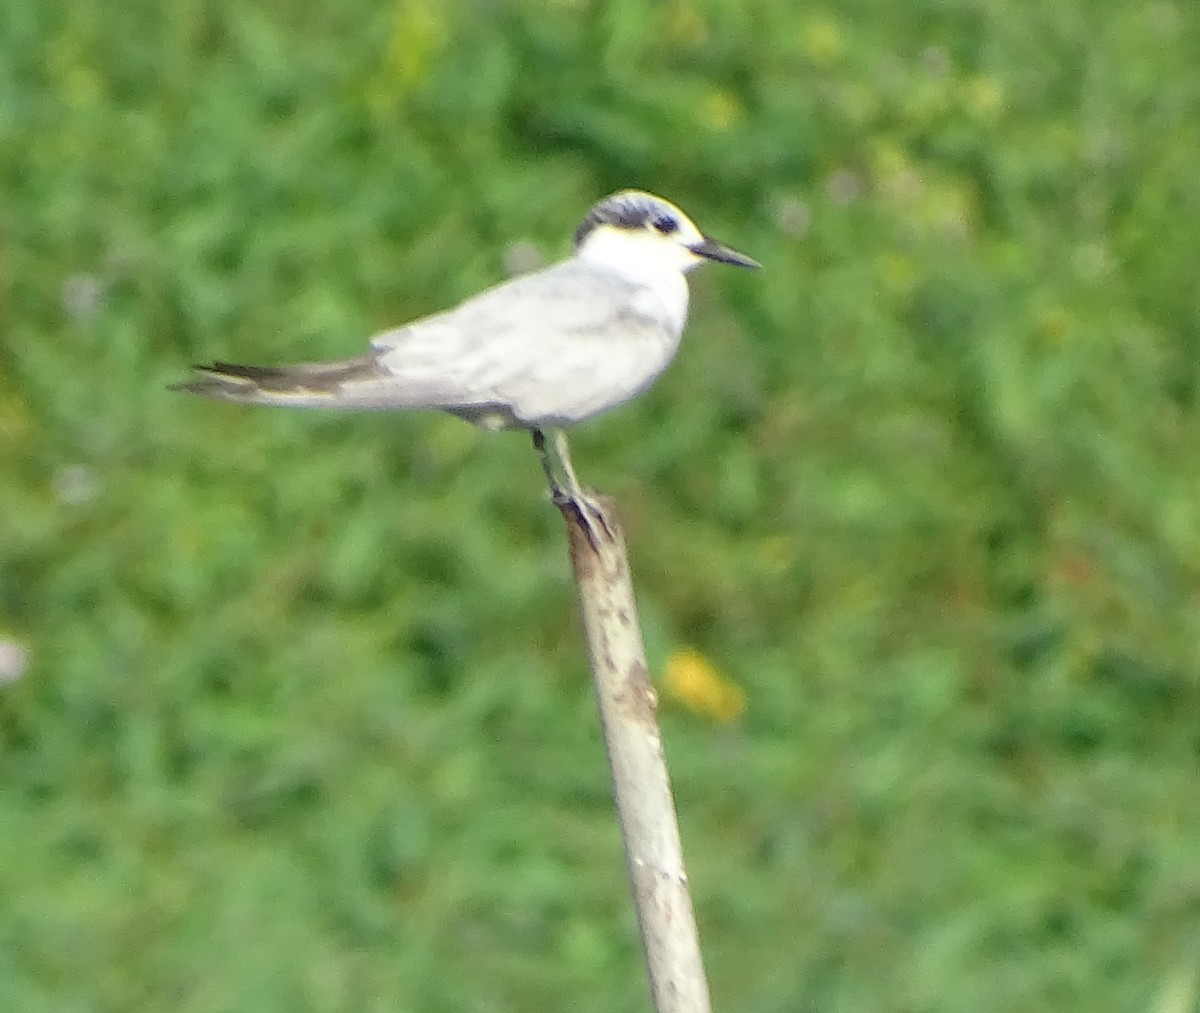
(651, 216), (678, 235)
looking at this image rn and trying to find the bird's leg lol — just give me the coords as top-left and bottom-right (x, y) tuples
(531, 429), (612, 549)
(552, 429), (614, 547)
(532, 429), (566, 500)
(552, 429), (587, 502)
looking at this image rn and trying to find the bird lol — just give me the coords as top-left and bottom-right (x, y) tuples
(172, 189), (759, 543)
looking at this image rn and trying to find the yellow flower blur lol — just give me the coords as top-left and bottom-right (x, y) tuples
(664, 648), (745, 721)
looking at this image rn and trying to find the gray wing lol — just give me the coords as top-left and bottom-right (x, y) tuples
(174, 261), (682, 421)
(370, 260), (682, 427)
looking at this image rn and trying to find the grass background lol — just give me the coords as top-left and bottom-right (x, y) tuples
(3, 0), (1200, 1009)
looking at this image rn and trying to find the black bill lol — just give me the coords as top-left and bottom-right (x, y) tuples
(690, 236), (761, 268)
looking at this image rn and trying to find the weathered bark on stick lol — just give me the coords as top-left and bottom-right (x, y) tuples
(556, 496), (712, 1013)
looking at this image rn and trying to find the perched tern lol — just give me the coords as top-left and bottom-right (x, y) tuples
(173, 190), (759, 542)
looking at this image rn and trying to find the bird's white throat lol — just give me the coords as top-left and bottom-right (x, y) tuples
(575, 226), (693, 335)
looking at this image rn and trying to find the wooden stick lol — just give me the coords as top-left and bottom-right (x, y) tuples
(556, 495), (713, 1013)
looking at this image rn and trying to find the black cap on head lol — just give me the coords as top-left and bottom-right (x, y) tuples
(574, 191), (678, 248)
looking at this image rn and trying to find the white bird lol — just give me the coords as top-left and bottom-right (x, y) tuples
(174, 190), (759, 540)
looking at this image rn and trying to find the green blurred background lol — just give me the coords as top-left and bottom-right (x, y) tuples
(3, 0), (1200, 1009)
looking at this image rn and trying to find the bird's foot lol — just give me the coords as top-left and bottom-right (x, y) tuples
(552, 488), (615, 551)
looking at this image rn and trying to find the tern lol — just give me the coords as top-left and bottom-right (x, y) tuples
(173, 190), (759, 541)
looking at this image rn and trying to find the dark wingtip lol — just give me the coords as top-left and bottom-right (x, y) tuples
(169, 364), (220, 394)
(168, 363), (262, 400)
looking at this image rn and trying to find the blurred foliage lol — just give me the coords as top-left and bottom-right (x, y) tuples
(2, 0), (1200, 1009)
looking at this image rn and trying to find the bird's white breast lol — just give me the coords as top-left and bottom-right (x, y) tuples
(632, 271), (689, 341)
(582, 235), (692, 341)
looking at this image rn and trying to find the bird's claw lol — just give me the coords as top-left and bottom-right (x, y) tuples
(552, 489), (614, 551)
